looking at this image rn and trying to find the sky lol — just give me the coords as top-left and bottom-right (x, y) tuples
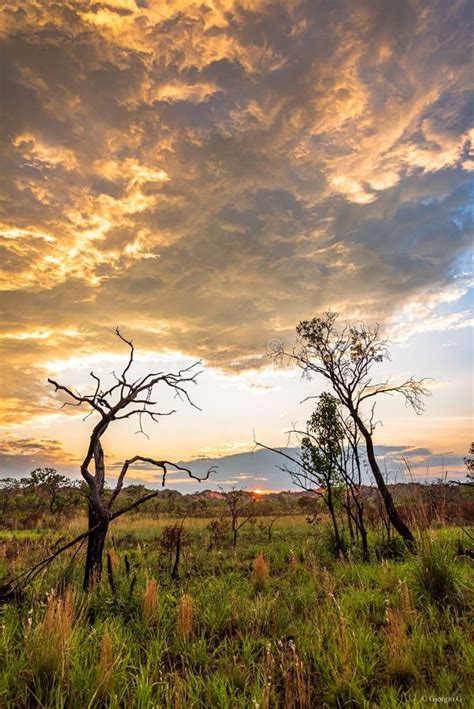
(0, 0), (472, 491)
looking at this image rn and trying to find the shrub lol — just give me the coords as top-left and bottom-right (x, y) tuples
(412, 544), (463, 608)
(374, 536), (407, 561)
(207, 518), (229, 549)
(329, 681), (365, 708)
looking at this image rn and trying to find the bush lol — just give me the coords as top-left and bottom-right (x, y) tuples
(374, 536), (407, 561)
(329, 680), (365, 708)
(412, 543), (464, 608)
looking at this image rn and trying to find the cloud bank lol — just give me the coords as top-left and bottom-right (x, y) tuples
(0, 0), (472, 430)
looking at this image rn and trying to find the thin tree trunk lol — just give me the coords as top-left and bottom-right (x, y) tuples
(107, 552), (116, 596)
(346, 500), (355, 541)
(353, 412), (416, 549)
(326, 486), (343, 556)
(171, 531), (181, 579)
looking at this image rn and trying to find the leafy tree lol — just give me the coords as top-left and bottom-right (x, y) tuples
(222, 488), (255, 548)
(463, 443), (474, 486)
(300, 393), (346, 554)
(29, 468), (79, 515)
(276, 312), (429, 549)
(0, 478), (19, 520)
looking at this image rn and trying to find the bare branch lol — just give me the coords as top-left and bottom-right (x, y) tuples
(108, 456), (216, 509)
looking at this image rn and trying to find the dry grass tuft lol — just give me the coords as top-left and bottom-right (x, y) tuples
(384, 599), (416, 687)
(263, 640), (311, 708)
(320, 567), (336, 595)
(287, 549), (298, 575)
(177, 594), (193, 641)
(142, 578), (159, 626)
(27, 587), (78, 678)
(107, 547), (119, 570)
(96, 625), (115, 699)
(253, 552), (270, 592)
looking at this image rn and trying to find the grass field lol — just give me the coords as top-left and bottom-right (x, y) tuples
(0, 517), (473, 708)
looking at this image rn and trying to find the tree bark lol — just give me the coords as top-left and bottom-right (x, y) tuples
(327, 488), (344, 556)
(171, 531), (181, 580)
(83, 439), (109, 590)
(83, 502), (109, 591)
(353, 412), (416, 550)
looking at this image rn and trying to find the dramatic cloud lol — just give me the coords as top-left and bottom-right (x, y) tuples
(0, 1), (472, 474)
(0, 436), (79, 476)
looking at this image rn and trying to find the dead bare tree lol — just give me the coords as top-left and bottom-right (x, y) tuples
(272, 312), (430, 550)
(47, 329), (215, 590)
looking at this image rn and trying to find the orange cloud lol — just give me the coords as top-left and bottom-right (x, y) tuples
(0, 0), (471, 452)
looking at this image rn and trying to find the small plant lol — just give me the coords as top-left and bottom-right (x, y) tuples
(253, 553), (270, 592)
(177, 593), (193, 641)
(286, 549), (298, 575)
(207, 518), (229, 549)
(374, 536), (407, 561)
(329, 681), (365, 708)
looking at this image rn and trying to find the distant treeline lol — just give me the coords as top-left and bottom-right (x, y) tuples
(1, 467), (473, 532)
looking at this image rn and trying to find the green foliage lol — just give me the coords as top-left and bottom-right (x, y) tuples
(300, 392), (345, 487)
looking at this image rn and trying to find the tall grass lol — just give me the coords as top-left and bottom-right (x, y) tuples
(0, 521), (472, 707)
(26, 587), (79, 680)
(96, 624), (115, 700)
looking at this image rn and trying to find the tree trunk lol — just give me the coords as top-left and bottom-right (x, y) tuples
(355, 505), (369, 561)
(346, 499), (355, 541)
(353, 412), (416, 550)
(83, 501), (109, 590)
(171, 531), (181, 579)
(326, 486), (344, 556)
(360, 523), (369, 561)
(83, 438), (109, 590)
